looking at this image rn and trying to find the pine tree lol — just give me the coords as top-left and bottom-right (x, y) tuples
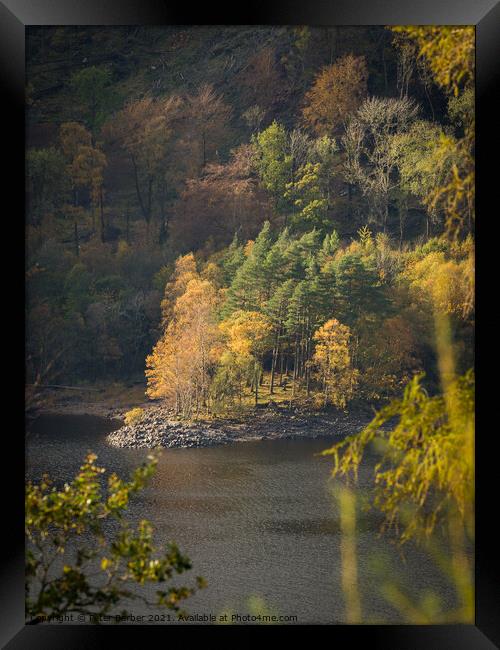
(263, 228), (291, 283)
(319, 230), (340, 262)
(220, 234), (246, 285)
(223, 221), (274, 315)
(264, 279), (296, 394)
(332, 253), (389, 328)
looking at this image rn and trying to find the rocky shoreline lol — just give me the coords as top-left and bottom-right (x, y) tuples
(106, 403), (373, 449)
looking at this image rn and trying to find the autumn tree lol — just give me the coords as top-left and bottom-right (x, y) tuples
(312, 318), (358, 408)
(105, 95), (184, 240)
(403, 245), (474, 321)
(146, 261), (220, 418)
(302, 55), (368, 136)
(159, 253), (198, 326)
(323, 368), (474, 623)
(219, 310), (272, 406)
(324, 369), (474, 545)
(59, 122), (107, 248)
(169, 144), (269, 252)
(183, 83), (232, 173)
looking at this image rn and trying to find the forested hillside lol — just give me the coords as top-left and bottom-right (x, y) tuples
(26, 26), (474, 414)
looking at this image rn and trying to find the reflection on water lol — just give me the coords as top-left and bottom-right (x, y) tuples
(26, 414), (464, 624)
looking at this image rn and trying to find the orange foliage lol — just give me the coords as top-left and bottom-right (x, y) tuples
(146, 270), (220, 418)
(302, 54), (368, 135)
(169, 145), (270, 252)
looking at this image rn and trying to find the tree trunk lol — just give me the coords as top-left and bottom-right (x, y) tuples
(270, 348), (276, 395)
(158, 190), (169, 246)
(100, 187), (105, 243)
(74, 221), (79, 257)
(254, 362), (259, 406)
(270, 330), (280, 395)
(383, 200), (388, 233)
(131, 155), (152, 230)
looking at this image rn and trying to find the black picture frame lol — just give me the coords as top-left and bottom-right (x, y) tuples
(3, 0), (498, 646)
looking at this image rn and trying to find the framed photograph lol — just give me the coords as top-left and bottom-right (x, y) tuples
(2, 0), (498, 646)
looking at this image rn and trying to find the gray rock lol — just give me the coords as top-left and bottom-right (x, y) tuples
(105, 405), (370, 449)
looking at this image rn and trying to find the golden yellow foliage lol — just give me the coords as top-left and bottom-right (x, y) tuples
(219, 310), (272, 358)
(124, 407), (145, 426)
(146, 264), (220, 418)
(392, 26), (474, 96)
(404, 250), (474, 318)
(312, 318), (358, 408)
(423, 132), (474, 238)
(243, 240), (255, 257)
(324, 369), (474, 547)
(160, 253), (198, 325)
(219, 310), (273, 406)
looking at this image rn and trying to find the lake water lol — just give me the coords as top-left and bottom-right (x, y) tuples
(26, 414), (465, 625)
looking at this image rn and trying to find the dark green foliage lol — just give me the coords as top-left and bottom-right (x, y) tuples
(330, 253), (390, 328)
(219, 234), (246, 285)
(70, 66), (118, 134)
(223, 222), (274, 315)
(27, 148), (68, 226)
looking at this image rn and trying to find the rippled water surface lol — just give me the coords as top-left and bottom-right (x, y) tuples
(26, 414), (464, 624)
